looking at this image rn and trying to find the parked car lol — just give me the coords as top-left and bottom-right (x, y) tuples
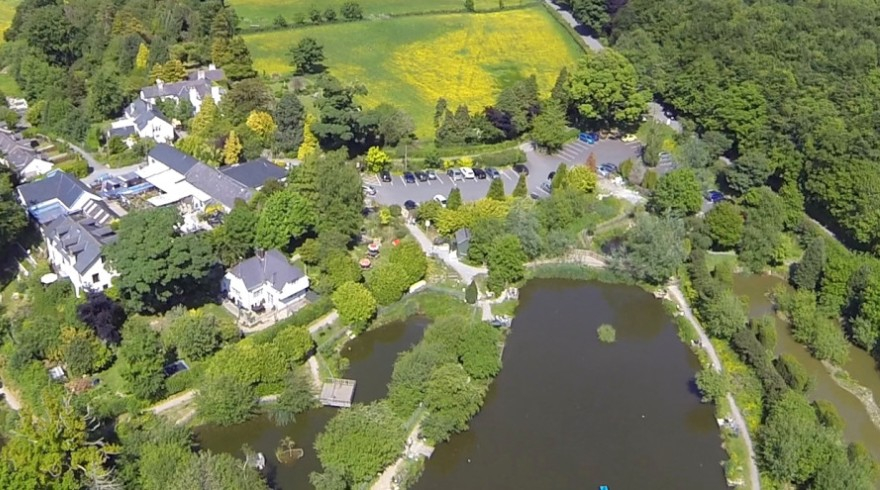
(404, 200), (418, 210)
(362, 184), (377, 196)
(513, 164), (530, 175)
(621, 134), (638, 143)
(486, 167), (501, 179)
(578, 132), (599, 144)
(705, 190), (725, 203)
(426, 170), (438, 180)
(447, 168), (463, 181)
(433, 194), (448, 207)
(415, 171), (429, 182)
(598, 164), (617, 177)
(379, 170), (392, 182)
(460, 167), (475, 179)
(473, 167), (487, 180)
(548, 171), (556, 180)
(403, 171), (416, 184)
(540, 181), (553, 194)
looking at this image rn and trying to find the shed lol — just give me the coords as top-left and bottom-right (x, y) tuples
(319, 378), (356, 408)
(454, 228), (472, 258)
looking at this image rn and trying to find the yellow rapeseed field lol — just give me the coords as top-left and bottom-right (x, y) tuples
(244, 7), (582, 137)
(389, 10), (577, 118)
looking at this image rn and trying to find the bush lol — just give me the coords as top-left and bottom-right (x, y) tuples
(475, 148), (526, 167)
(597, 324), (616, 343)
(165, 367), (201, 395)
(58, 159), (90, 178)
(465, 280), (478, 304)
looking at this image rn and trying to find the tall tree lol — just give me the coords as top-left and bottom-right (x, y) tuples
(288, 37), (325, 75)
(487, 234), (527, 293)
(223, 131), (242, 165)
(446, 188), (463, 210)
(513, 173), (528, 198)
(566, 48), (649, 128)
(105, 207), (215, 313)
(530, 102), (568, 152)
(77, 292), (127, 345)
(211, 200), (257, 265)
(118, 319), (166, 400)
(614, 213), (686, 284)
(274, 92), (305, 153)
(792, 238), (826, 291)
(315, 152), (364, 239)
(255, 188), (315, 250)
(486, 178), (505, 200)
(648, 168), (703, 216)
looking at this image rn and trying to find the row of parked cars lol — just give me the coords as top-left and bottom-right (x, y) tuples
(378, 164), (533, 185)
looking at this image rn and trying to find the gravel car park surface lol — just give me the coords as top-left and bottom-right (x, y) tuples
(368, 138), (643, 206)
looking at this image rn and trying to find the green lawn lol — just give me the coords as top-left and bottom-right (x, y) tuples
(0, 0), (22, 96)
(244, 7), (582, 138)
(230, 0), (531, 28)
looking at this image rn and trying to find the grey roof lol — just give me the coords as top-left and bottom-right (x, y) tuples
(134, 108), (171, 130)
(184, 162), (253, 209)
(219, 158), (287, 190)
(0, 129), (41, 171)
(188, 67), (225, 82)
(455, 228), (471, 244)
(108, 126), (136, 138)
(42, 211), (117, 274)
(229, 250), (305, 291)
(18, 170), (93, 208)
(141, 79), (213, 100)
(148, 143), (200, 174)
(125, 99), (151, 119)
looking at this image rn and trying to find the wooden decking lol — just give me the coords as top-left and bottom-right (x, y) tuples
(319, 378), (356, 408)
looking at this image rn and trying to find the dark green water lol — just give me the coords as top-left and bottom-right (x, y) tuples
(415, 279), (726, 490)
(198, 280), (727, 489)
(732, 274), (880, 462)
(196, 317), (429, 489)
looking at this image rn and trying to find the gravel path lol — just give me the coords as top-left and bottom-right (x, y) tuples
(405, 223), (486, 284)
(668, 284), (761, 490)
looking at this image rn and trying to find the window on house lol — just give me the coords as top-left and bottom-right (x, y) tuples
(92, 273), (100, 283)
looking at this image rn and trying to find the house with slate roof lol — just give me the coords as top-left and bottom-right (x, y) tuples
(222, 250), (310, 311)
(17, 170), (119, 295)
(42, 211), (118, 295)
(219, 158), (287, 190)
(17, 170), (105, 224)
(108, 99), (175, 146)
(0, 128), (54, 180)
(138, 144), (253, 213)
(139, 65), (225, 114)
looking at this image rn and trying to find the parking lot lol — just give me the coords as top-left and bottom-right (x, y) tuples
(368, 138), (643, 207)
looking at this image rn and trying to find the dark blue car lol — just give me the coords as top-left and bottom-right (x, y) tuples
(705, 190), (724, 203)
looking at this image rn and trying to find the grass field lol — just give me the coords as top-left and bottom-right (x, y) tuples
(0, 0), (21, 95)
(229, 0), (532, 28)
(244, 7), (583, 137)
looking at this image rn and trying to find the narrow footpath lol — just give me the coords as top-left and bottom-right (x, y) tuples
(541, 0), (604, 52)
(405, 223), (486, 284)
(668, 284), (761, 490)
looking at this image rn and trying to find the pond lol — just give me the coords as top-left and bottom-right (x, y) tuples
(196, 317), (429, 489)
(415, 279), (726, 489)
(199, 279), (727, 489)
(732, 274), (880, 462)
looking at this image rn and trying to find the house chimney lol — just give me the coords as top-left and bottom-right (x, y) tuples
(197, 69), (205, 80)
(156, 78), (164, 90)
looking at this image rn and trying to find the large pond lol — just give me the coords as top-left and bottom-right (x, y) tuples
(196, 317), (429, 489)
(732, 274), (880, 461)
(199, 280), (727, 489)
(414, 279), (726, 489)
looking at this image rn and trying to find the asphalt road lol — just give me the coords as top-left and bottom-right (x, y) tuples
(369, 138), (642, 206)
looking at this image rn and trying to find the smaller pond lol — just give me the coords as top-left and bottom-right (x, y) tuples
(733, 274), (880, 462)
(196, 317), (428, 489)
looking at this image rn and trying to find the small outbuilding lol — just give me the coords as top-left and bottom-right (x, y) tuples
(454, 228), (471, 259)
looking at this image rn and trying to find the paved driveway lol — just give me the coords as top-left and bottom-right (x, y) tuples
(369, 138), (642, 206)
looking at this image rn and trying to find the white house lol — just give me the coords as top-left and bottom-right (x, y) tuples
(108, 100), (175, 146)
(137, 144), (253, 213)
(17, 170), (106, 223)
(42, 210), (118, 296)
(222, 250), (310, 311)
(0, 129), (54, 180)
(139, 65), (225, 114)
